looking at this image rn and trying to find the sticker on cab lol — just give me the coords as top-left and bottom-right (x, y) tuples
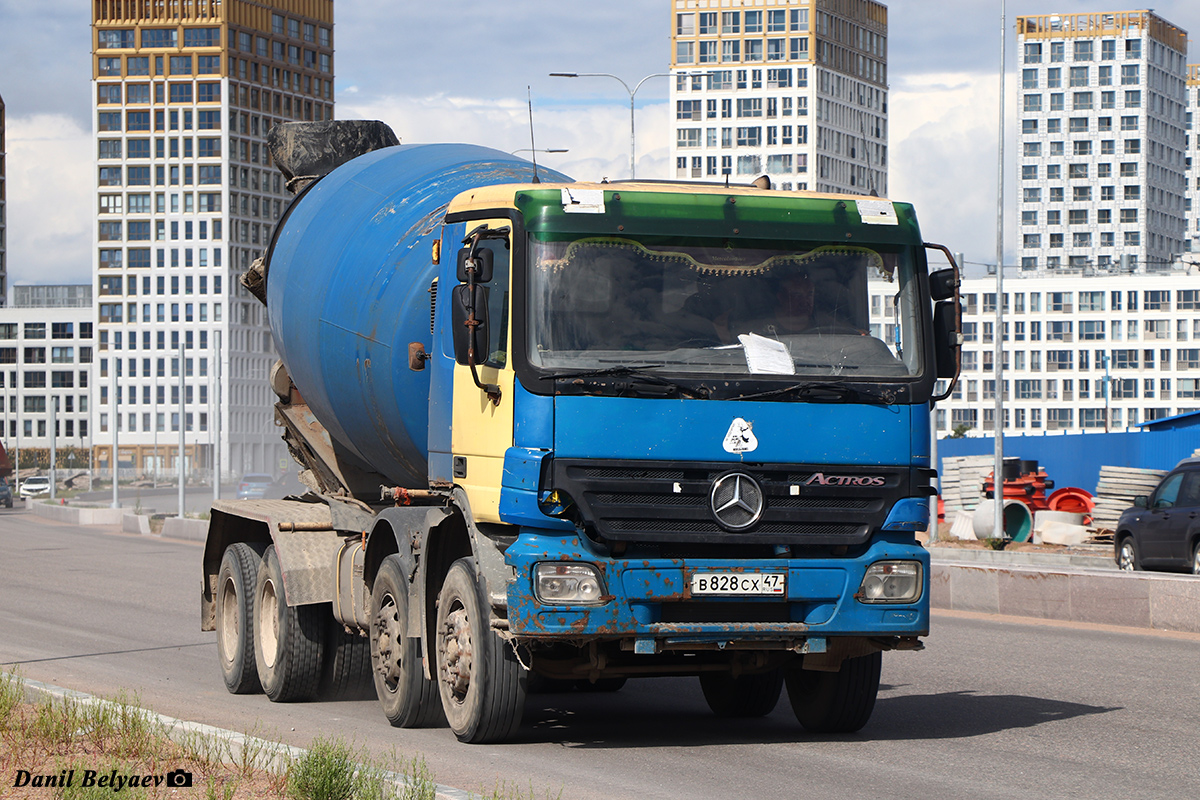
(722, 417), (758, 454)
(856, 198), (898, 225)
(562, 188), (605, 214)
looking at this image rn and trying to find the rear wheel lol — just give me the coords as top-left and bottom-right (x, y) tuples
(1192, 541), (1200, 576)
(1116, 537), (1140, 571)
(370, 555), (443, 726)
(786, 651), (882, 734)
(435, 558), (525, 743)
(216, 542), (265, 694)
(254, 545), (325, 702)
(699, 669), (783, 717)
(321, 621), (374, 701)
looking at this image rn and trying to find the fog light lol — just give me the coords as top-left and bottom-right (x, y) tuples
(858, 561), (922, 604)
(534, 563), (606, 605)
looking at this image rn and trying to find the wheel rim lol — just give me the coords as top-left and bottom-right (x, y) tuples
(373, 592), (403, 691)
(218, 574), (240, 665)
(440, 600), (473, 703)
(1193, 546), (1200, 575)
(258, 579), (280, 669)
(1118, 542), (1135, 571)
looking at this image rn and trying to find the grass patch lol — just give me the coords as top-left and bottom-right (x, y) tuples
(285, 738), (437, 800)
(2, 669), (568, 800)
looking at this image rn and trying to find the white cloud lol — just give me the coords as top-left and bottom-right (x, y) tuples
(4, 114), (93, 289)
(337, 94), (672, 185)
(890, 72), (1020, 272)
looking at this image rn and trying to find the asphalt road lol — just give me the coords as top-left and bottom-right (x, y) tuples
(1, 508), (1197, 800)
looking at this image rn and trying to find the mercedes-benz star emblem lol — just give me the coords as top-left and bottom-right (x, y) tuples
(710, 472), (765, 531)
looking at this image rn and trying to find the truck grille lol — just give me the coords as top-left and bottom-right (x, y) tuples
(551, 459), (920, 546)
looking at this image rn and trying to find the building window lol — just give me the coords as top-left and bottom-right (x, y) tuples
(141, 28), (177, 48)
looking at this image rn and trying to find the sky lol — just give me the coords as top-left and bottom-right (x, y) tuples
(1, 0), (1199, 288)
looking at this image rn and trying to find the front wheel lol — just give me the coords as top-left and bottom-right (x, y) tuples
(786, 651), (881, 734)
(435, 558), (525, 743)
(1116, 537), (1140, 571)
(700, 669), (783, 717)
(370, 555), (443, 726)
(1192, 541), (1200, 576)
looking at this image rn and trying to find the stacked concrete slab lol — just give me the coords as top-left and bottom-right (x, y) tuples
(939, 455), (993, 516)
(1091, 466), (1167, 529)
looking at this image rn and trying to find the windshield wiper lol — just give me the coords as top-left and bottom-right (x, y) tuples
(729, 382), (895, 404)
(538, 364), (666, 380)
(539, 365), (711, 399)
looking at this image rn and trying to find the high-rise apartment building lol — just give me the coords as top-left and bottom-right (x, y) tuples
(91, 0), (333, 480)
(1187, 64), (1200, 253)
(870, 273), (1200, 437)
(1, 92), (7, 306)
(669, 0), (888, 194)
(1016, 11), (1189, 272)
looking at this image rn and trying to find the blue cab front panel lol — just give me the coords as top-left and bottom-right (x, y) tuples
(498, 392), (931, 642)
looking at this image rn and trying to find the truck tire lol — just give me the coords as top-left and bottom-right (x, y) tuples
(435, 558), (525, 743)
(786, 651), (882, 734)
(216, 542), (266, 694)
(369, 555), (443, 726)
(699, 669), (783, 717)
(254, 545), (325, 702)
(321, 620), (375, 701)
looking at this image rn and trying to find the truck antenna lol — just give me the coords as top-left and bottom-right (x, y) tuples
(527, 86), (541, 184)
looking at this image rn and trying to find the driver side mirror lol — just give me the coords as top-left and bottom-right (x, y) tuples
(451, 284), (490, 366)
(929, 268), (958, 302)
(457, 247), (494, 283)
(1133, 495), (1148, 509)
(932, 300), (961, 379)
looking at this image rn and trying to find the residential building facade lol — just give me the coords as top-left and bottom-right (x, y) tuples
(873, 272), (1200, 438)
(0, 286), (94, 464)
(91, 0), (333, 479)
(669, 0), (888, 194)
(1016, 11), (1189, 272)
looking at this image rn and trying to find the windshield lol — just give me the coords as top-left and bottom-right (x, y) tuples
(527, 235), (922, 381)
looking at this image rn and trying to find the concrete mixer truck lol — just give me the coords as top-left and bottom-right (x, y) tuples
(200, 120), (962, 743)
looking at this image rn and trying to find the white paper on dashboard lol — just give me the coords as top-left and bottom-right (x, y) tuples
(738, 333), (795, 375)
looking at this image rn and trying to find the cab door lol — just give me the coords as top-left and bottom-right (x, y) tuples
(450, 220), (515, 523)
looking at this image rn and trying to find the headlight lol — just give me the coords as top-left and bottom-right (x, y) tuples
(858, 561), (923, 604)
(533, 563), (606, 605)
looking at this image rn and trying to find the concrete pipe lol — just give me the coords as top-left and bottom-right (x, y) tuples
(972, 499), (1033, 542)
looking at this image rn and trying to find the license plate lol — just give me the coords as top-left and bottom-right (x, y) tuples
(690, 572), (786, 596)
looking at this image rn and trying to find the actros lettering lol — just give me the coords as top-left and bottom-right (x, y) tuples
(804, 472), (886, 487)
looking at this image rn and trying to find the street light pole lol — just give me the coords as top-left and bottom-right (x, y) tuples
(992, 0), (1007, 542)
(550, 72), (670, 179)
(213, 330), (221, 504)
(49, 396), (57, 503)
(178, 341), (185, 519)
(111, 361), (119, 509)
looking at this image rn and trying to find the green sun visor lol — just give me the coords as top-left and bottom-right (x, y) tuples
(515, 188), (924, 247)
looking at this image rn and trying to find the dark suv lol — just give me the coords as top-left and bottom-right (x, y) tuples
(1115, 458), (1200, 575)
